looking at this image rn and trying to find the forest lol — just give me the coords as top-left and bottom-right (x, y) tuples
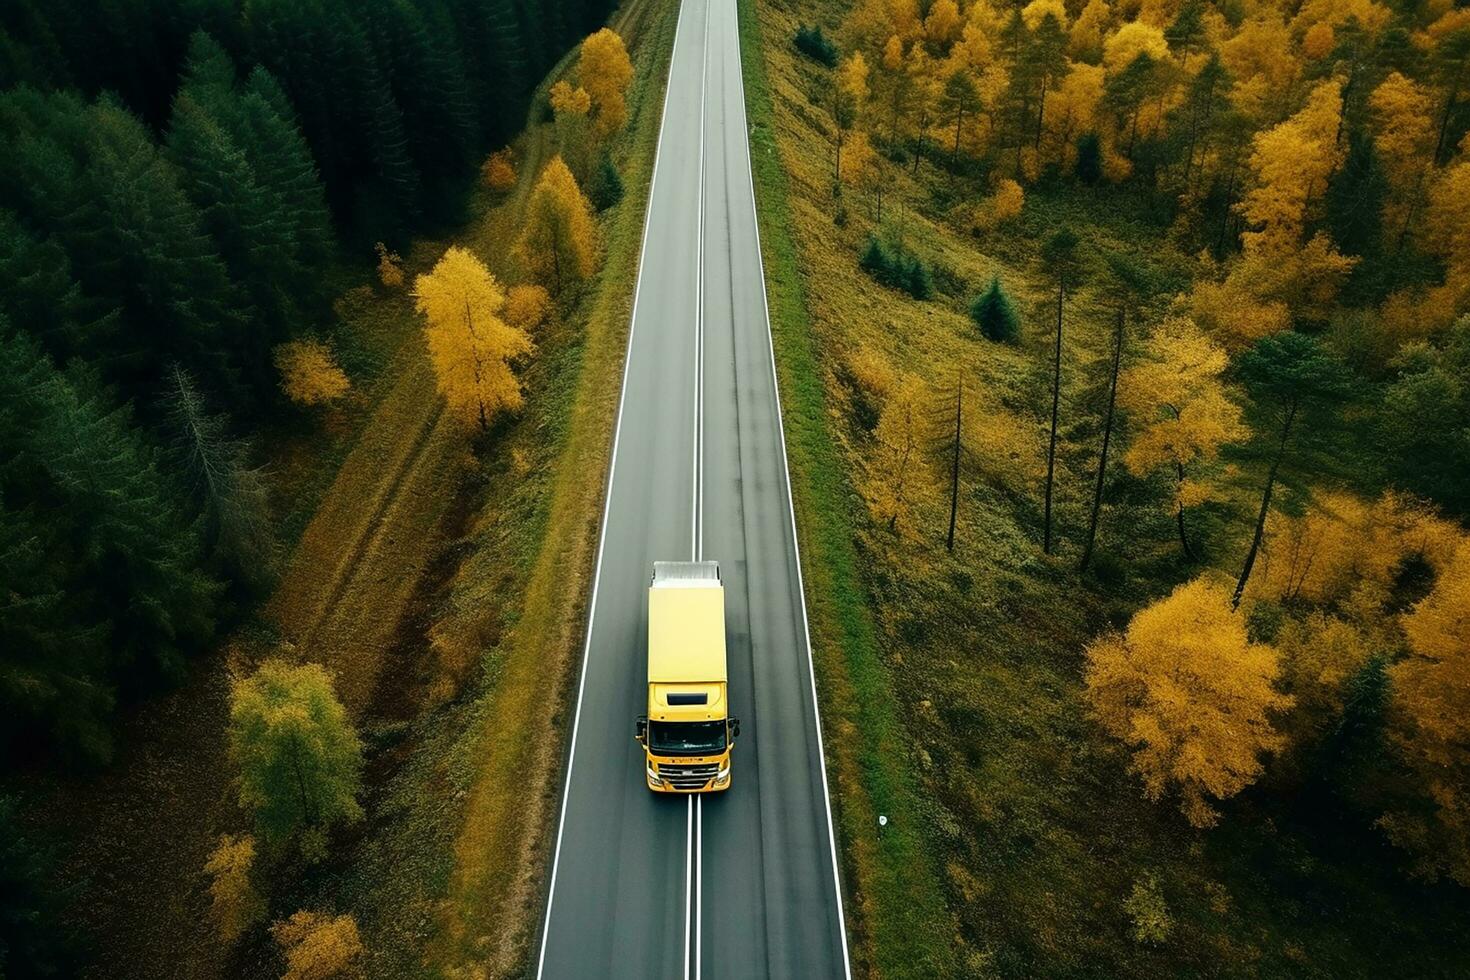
(0, 0), (633, 974)
(744, 0), (1470, 973)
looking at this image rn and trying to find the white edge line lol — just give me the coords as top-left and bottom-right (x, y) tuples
(695, 796), (703, 980)
(684, 795), (694, 980)
(535, 1), (690, 974)
(694, 0), (710, 565)
(729, 0), (854, 975)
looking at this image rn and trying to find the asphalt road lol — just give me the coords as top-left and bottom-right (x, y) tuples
(537, 0), (850, 976)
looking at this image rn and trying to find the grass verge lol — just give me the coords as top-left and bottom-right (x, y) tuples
(431, 0), (678, 973)
(736, 0), (957, 975)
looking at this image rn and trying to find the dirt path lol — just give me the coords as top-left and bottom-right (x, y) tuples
(264, 336), (457, 715)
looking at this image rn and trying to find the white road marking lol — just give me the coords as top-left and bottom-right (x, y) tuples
(535, 0), (692, 974)
(695, 795), (704, 980)
(728, 0), (854, 972)
(684, 795), (694, 980)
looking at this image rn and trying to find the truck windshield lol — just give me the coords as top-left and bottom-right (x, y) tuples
(648, 720), (726, 756)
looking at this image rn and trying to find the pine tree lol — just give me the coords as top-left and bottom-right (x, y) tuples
(1233, 332), (1353, 607)
(970, 276), (1020, 342)
(1325, 129), (1386, 258)
(164, 366), (278, 592)
(0, 207), (118, 365)
(0, 325), (218, 756)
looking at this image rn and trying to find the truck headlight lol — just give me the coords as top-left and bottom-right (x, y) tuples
(715, 764), (730, 783)
(646, 765), (662, 786)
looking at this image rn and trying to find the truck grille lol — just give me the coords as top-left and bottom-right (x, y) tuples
(657, 762), (719, 790)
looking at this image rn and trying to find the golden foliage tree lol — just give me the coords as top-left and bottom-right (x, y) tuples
(204, 834), (264, 944)
(549, 80), (594, 177)
(516, 155), (599, 292)
(414, 246), (534, 430)
(272, 911), (363, 980)
(1084, 576), (1292, 827)
(374, 242), (403, 289)
(503, 283), (553, 333)
(1119, 316), (1245, 557)
(1385, 539), (1470, 884)
(481, 149), (516, 192)
(1370, 71), (1437, 243)
(1254, 491), (1462, 611)
(579, 29), (634, 138)
(274, 339), (350, 407)
(1239, 79), (1343, 256)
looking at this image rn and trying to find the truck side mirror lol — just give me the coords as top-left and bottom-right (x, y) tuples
(729, 717), (740, 740)
(635, 717), (647, 742)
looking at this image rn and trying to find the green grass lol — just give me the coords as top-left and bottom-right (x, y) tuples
(737, 0), (957, 974)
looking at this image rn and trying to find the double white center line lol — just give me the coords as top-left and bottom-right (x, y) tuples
(684, 2), (711, 979)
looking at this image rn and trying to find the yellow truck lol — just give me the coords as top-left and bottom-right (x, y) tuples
(634, 561), (740, 792)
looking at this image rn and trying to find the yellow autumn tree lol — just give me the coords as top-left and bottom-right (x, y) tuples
(275, 339), (350, 407)
(1239, 79), (1343, 257)
(1386, 539), (1470, 884)
(1084, 576), (1292, 828)
(1370, 72), (1436, 242)
(1276, 613), (1373, 719)
(864, 375), (936, 536)
(549, 79), (594, 177)
(1069, 0), (1110, 61)
(414, 246), (534, 431)
(204, 834), (264, 944)
(272, 911), (363, 980)
(579, 29), (634, 138)
(481, 149), (516, 192)
(516, 155), (599, 291)
(923, 0), (962, 49)
(374, 242), (403, 288)
(503, 283), (553, 333)
(1119, 316), (1245, 556)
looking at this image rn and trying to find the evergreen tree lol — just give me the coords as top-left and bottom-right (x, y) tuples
(1233, 332), (1353, 606)
(1076, 131), (1103, 185)
(167, 92), (299, 375)
(163, 366), (278, 593)
(970, 276), (1020, 342)
(589, 151), (624, 210)
(0, 208), (118, 365)
(1325, 129), (1387, 258)
(0, 795), (76, 977)
(0, 325), (219, 756)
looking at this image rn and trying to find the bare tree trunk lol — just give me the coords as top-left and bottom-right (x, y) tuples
(1079, 306), (1125, 572)
(947, 382), (962, 553)
(1174, 460), (1195, 560)
(1233, 397), (1299, 609)
(1043, 275), (1064, 554)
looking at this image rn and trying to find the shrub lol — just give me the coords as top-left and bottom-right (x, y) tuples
(205, 834), (264, 944)
(859, 236), (933, 300)
(272, 911), (363, 980)
(970, 277), (1020, 342)
(274, 339), (350, 407)
(589, 152), (624, 210)
(482, 149), (516, 191)
(794, 24), (838, 67)
(1123, 873), (1173, 944)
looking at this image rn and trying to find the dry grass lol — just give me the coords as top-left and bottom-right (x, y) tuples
(429, 0), (677, 973)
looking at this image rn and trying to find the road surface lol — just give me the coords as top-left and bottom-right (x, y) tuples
(537, 0), (851, 976)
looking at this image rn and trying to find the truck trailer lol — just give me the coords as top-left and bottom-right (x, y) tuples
(634, 561), (740, 792)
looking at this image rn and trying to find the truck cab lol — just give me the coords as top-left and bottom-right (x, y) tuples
(635, 561), (740, 792)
